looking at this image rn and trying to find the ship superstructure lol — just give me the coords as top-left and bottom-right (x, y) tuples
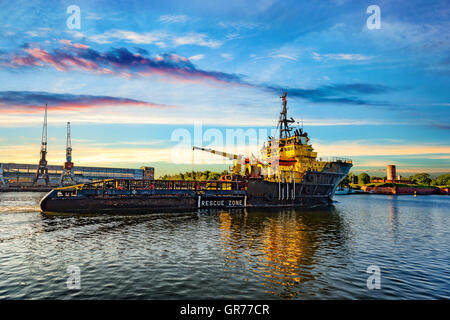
(260, 92), (347, 182)
(194, 93), (352, 184)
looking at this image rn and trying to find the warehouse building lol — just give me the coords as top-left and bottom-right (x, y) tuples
(0, 163), (154, 186)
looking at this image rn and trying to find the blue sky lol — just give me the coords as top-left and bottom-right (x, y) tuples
(0, 0), (449, 177)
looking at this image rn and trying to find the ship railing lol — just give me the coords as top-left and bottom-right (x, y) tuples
(316, 157), (352, 164)
(76, 179), (247, 192)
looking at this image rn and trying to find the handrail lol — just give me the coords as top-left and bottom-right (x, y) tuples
(317, 157), (352, 164)
(57, 179), (247, 192)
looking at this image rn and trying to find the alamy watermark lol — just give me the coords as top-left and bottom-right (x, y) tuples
(67, 265), (81, 290)
(66, 5), (81, 30)
(170, 121), (279, 165)
(366, 5), (381, 30)
(366, 265), (381, 290)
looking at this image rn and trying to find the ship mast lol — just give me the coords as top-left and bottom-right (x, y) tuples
(278, 92), (295, 139)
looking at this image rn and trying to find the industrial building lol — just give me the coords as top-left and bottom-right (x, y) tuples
(0, 105), (155, 188)
(0, 163), (154, 186)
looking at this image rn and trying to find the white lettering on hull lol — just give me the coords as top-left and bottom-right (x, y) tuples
(199, 199), (243, 208)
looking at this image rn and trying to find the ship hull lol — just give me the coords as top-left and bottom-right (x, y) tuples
(40, 162), (351, 215)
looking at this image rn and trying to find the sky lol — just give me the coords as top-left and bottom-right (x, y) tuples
(0, 0), (449, 177)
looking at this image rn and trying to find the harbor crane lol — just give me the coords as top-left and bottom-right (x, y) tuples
(192, 146), (246, 177)
(192, 146), (264, 178)
(33, 104), (49, 186)
(0, 164), (6, 186)
(60, 122), (75, 186)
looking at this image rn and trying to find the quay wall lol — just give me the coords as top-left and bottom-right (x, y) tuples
(362, 186), (447, 195)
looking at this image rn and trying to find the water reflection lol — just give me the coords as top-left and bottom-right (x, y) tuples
(388, 197), (399, 237)
(218, 207), (350, 299)
(1, 193), (448, 299)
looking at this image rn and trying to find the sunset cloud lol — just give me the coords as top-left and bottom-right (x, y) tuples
(0, 91), (172, 114)
(0, 44), (399, 107)
(1, 44), (242, 84)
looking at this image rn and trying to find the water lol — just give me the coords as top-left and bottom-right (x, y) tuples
(0, 192), (448, 299)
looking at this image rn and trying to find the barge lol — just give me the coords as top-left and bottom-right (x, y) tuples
(40, 92), (352, 214)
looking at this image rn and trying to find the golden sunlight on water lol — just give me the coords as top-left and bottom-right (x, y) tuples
(0, 193), (448, 299)
(218, 210), (342, 298)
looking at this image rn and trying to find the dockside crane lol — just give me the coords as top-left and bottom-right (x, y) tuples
(0, 164), (6, 186)
(33, 104), (49, 186)
(192, 146), (246, 178)
(192, 146), (265, 179)
(60, 122), (75, 186)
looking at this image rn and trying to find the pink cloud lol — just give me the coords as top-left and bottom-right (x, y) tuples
(0, 91), (175, 114)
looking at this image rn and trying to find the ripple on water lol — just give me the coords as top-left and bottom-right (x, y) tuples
(0, 194), (448, 299)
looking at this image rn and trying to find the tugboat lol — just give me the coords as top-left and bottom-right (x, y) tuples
(40, 93), (352, 214)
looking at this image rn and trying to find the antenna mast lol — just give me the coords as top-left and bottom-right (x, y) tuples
(278, 92), (295, 139)
(60, 121), (75, 185)
(33, 104), (49, 186)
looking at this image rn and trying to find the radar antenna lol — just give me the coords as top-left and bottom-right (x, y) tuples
(278, 92), (295, 139)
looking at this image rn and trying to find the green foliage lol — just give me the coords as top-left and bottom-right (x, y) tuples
(160, 170), (229, 181)
(433, 174), (450, 186)
(358, 172), (371, 184)
(411, 173), (432, 185)
(339, 174), (350, 188)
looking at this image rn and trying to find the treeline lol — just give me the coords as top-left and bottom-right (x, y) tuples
(340, 172), (450, 187)
(160, 170), (230, 181)
(408, 173), (450, 186)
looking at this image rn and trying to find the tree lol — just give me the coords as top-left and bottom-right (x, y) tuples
(411, 173), (432, 185)
(358, 173), (370, 184)
(339, 174), (350, 188)
(433, 174), (450, 186)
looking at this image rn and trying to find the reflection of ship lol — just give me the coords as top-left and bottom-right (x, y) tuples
(218, 208), (349, 299)
(40, 93), (352, 214)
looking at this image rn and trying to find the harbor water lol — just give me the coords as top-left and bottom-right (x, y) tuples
(0, 192), (448, 299)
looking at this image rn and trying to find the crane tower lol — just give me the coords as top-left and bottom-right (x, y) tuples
(60, 122), (75, 185)
(33, 104), (49, 186)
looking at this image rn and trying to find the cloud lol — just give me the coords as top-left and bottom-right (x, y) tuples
(87, 29), (222, 48)
(158, 14), (189, 24)
(89, 30), (165, 45)
(428, 122), (450, 130)
(1, 43), (397, 106)
(171, 33), (222, 48)
(188, 54), (205, 61)
(0, 91), (172, 114)
(263, 83), (394, 105)
(25, 27), (52, 38)
(85, 12), (103, 20)
(313, 52), (373, 61)
(0, 44), (242, 83)
(270, 54), (298, 61)
(374, 21), (450, 52)
(250, 50), (300, 62)
(59, 39), (89, 49)
(218, 21), (261, 30)
(220, 53), (233, 60)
